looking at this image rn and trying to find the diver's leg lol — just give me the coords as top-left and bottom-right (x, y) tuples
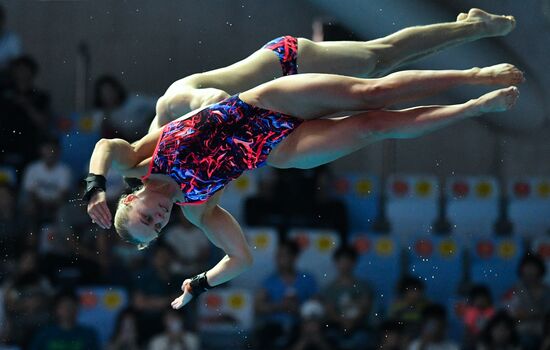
(297, 8), (515, 78)
(266, 87), (519, 169)
(239, 64), (523, 119)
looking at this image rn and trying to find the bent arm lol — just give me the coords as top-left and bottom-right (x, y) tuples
(89, 128), (161, 176)
(170, 191), (254, 309)
(86, 131), (160, 229)
(89, 138), (138, 176)
(184, 204), (253, 287)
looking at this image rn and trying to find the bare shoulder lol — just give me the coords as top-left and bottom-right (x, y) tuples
(119, 157), (151, 178)
(180, 189), (225, 224)
(131, 128), (163, 159)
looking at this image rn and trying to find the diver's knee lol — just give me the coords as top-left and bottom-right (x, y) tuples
(155, 95), (170, 118)
(157, 92), (189, 123)
(365, 42), (398, 77)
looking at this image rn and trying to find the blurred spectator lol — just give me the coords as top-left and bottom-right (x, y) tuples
(107, 307), (141, 350)
(461, 285), (495, 348)
(377, 320), (407, 350)
(148, 308), (199, 350)
(131, 243), (183, 344)
(388, 276), (429, 338)
(20, 139), (72, 229)
(0, 55), (52, 168)
(504, 253), (550, 349)
(0, 184), (19, 264)
(476, 311), (520, 350)
(162, 211), (210, 276)
(56, 182), (97, 241)
(0, 5), (21, 75)
(540, 312), (550, 350)
(312, 166), (349, 235)
(245, 166), (347, 234)
(287, 299), (333, 350)
(29, 290), (99, 350)
(321, 245), (374, 349)
(111, 236), (147, 283)
(408, 303), (459, 350)
(2, 249), (54, 348)
(255, 239), (318, 350)
(244, 167), (282, 227)
(0, 319), (19, 350)
(92, 75), (155, 141)
(38, 222), (102, 288)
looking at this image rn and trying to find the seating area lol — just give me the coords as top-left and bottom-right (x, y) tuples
(143, 172), (547, 347)
(3, 150), (549, 349)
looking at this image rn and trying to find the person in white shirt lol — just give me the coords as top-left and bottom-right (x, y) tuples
(148, 308), (199, 350)
(162, 210), (211, 276)
(21, 139), (72, 226)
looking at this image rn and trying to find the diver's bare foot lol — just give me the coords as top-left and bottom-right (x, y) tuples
(474, 64), (525, 85)
(476, 86), (519, 113)
(463, 8), (515, 36)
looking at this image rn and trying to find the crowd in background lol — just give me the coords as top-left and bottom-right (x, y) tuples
(1, 4), (550, 350)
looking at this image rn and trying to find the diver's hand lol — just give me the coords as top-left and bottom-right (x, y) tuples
(87, 191), (112, 229)
(171, 278), (194, 309)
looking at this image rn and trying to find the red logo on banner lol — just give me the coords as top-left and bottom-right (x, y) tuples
(205, 294), (223, 309)
(415, 240), (433, 257)
(476, 241), (494, 259)
(334, 178), (349, 195)
(57, 118), (73, 132)
(537, 244), (550, 259)
(514, 182), (530, 198)
(393, 180), (409, 196)
(294, 235), (310, 250)
(354, 237), (371, 253)
(453, 182), (469, 197)
(80, 292), (98, 309)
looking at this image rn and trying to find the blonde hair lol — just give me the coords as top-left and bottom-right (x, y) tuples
(114, 191), (149, 250)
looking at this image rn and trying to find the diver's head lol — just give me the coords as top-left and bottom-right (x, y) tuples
(114, 183), (174, 249)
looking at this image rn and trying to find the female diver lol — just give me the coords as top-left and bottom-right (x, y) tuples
(83, 9), (521, 308)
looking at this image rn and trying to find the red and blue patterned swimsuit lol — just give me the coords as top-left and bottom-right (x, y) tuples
(142, 36), (302, 205)
(262, 35), (298, 75)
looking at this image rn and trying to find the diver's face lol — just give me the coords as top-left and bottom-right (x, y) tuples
(125, 190), (173, 245)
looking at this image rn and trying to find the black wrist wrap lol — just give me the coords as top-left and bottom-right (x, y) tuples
(188, 272), (213, 297)
(82, 173), (107, 203)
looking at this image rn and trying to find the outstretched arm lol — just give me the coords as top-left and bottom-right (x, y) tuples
(171, 193), (253, 309)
